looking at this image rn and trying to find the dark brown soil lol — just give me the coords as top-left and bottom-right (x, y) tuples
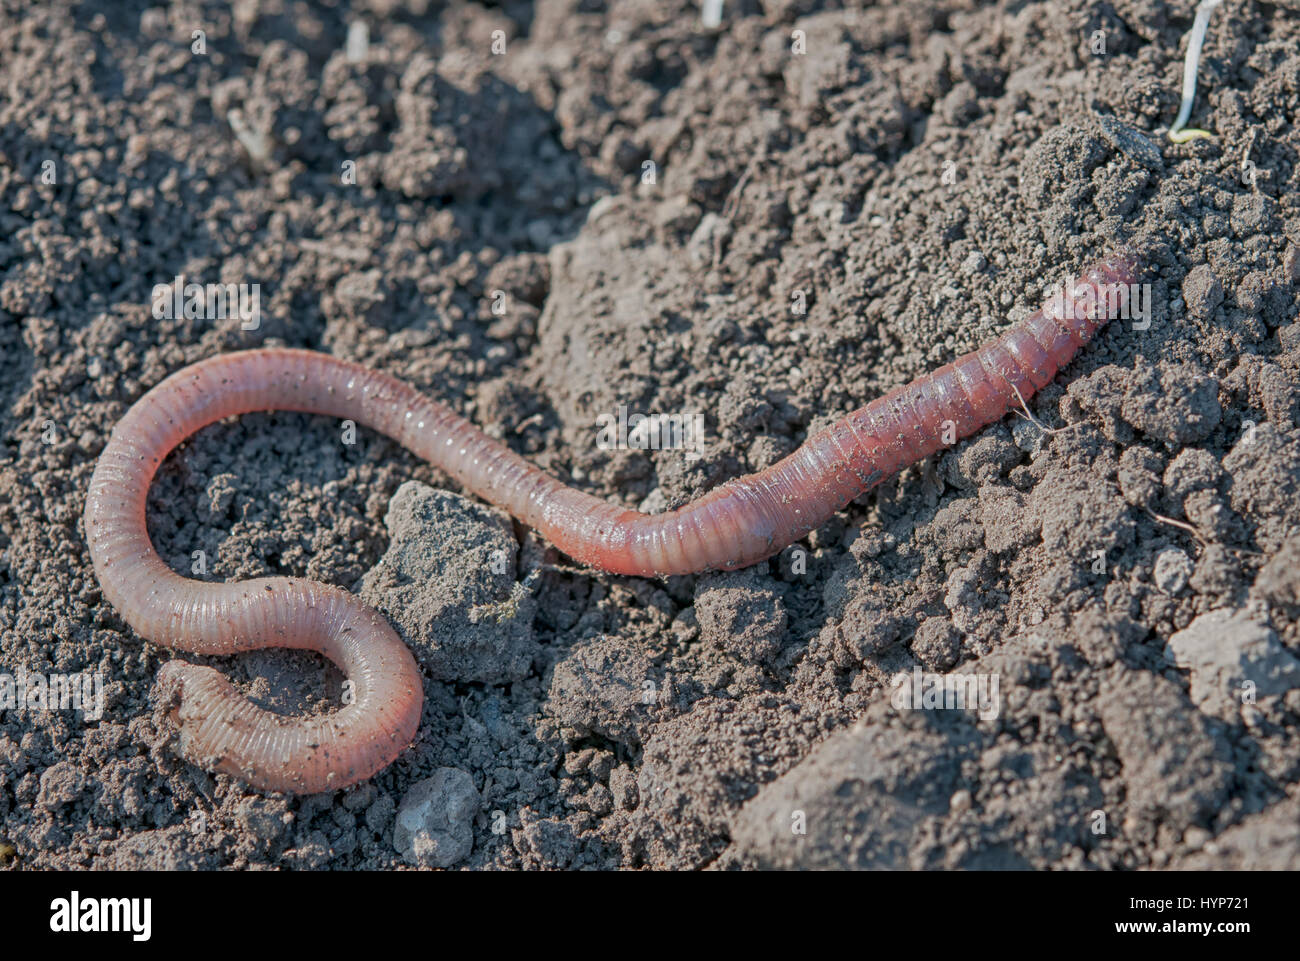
(1, 0), (1298, 870)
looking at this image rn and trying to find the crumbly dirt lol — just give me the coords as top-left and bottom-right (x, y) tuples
(1, 0), (1298, 870)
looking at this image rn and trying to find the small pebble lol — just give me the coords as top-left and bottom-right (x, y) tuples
(1152, 547), (1194, 595)
(1182, 264), (1223, 319)
(393, 767), (480, 868)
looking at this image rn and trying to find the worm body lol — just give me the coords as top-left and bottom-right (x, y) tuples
(84, 250), (1138, 793)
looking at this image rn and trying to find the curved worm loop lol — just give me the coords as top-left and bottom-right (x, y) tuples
(84, 249), (1138, 792)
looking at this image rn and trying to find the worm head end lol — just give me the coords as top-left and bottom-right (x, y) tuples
(1099, 246), (1142, 287)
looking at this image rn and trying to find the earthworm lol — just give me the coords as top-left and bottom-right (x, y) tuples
(83, 249), (1139, 793)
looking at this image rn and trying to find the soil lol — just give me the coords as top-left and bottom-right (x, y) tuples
(1, 0), (1299, 870)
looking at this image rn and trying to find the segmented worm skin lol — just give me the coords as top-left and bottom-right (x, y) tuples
(83, 250), (1138, 793)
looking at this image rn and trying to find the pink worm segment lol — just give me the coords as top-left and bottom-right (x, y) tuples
(84, 251), (1138, 793)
